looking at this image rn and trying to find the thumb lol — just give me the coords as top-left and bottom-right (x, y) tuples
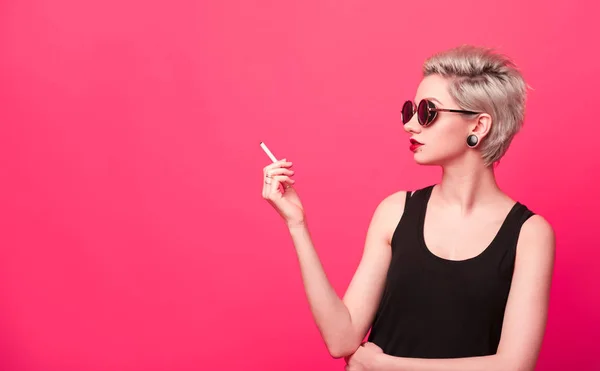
(363, 342), (383, 352)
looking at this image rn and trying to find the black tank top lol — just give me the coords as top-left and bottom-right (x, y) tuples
(367, 185), (534, 358)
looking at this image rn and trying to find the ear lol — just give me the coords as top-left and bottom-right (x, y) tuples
(470, 113), (492, 140)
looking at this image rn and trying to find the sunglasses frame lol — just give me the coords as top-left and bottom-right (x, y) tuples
(402, 99), (481, 127)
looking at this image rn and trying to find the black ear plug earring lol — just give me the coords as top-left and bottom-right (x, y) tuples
(467, 134), (479, 148)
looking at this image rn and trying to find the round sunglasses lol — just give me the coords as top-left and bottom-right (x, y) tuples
(402, 99), (481, 127)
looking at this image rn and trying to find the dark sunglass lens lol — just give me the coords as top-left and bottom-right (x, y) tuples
(417, 100), (430, 126)
(401, 101), (414, 124)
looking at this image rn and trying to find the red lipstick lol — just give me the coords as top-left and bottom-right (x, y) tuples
(409, 138), (423, 152)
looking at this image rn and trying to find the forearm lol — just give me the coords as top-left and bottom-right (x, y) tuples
(288, 223), (357, 357)
(376, 353), (513, 371)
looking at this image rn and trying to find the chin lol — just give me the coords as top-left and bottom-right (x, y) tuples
(412, 148), (460, 166)
(413, 151), (440, 166)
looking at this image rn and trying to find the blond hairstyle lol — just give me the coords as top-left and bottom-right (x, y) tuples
(423, 45), (527, 166)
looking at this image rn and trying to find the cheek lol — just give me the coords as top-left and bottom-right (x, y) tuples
(429, 127), (465, 150)
(416, 125), (467, 162)
(444, 118), (469, 138)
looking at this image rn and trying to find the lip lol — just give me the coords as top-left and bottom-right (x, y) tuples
(409, 138), (423, 152)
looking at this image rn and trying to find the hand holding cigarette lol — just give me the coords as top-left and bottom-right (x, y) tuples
(260, 142), (305, 227)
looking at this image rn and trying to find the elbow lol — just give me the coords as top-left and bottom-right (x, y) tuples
(325, 339), (359, 359)
(327, 346), (353, 359)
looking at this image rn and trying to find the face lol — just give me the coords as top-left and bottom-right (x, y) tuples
(403, 74), (480, 166)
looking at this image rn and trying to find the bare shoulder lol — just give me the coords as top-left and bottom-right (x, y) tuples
(378, 190), (409, 209)
(370, 190), (409, 245)
(517, 213), (556, 259)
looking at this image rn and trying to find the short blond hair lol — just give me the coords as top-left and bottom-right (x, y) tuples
(423, 45), (527, 166)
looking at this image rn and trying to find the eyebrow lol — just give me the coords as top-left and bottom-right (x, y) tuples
(423, 97), (444, 105)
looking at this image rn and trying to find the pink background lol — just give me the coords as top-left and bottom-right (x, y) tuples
(1, 0), (598, 370)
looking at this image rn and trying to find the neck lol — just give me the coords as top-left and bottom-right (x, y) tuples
(436, 159), (501, 213)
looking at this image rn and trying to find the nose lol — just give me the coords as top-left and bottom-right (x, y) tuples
(403, 114), (421, 135)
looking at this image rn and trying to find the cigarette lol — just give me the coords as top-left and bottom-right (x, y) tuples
(259, 141), (279, 163)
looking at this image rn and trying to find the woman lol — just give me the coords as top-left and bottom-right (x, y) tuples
(261, 45), (555, 371)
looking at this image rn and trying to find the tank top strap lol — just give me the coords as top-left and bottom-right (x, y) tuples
(401, 185), (434, 222)
(405, 185), (434, 204)
(390, 185), (434, 255)
(493, 202), (535, 250)
(404, 190), (411, 212)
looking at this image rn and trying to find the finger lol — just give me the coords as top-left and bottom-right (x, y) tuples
(267, 177), (283, 199)
(263, 159), (293, 174)
(265, 168), (295, 178)
(363, 341), (380, 350)
(266, 175), (282, 199)
(269, 175), (295, 190)
(266, 176), (295, 199)
(282, 183), (293, 193)
(262, 172), (275, 198)
(262, 178), (271, 199)
(263, 158), (286, 172)
(264, 163), (293, 178)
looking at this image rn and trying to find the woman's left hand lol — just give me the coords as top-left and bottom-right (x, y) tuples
(344, 342), (384, 371)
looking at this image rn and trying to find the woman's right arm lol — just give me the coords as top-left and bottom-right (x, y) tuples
(288, 191), (407, 358)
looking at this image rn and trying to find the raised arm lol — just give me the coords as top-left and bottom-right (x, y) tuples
(288, 191), (407, 358)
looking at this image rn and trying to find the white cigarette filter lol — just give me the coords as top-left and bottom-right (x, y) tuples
(260, 142), (278, 163)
